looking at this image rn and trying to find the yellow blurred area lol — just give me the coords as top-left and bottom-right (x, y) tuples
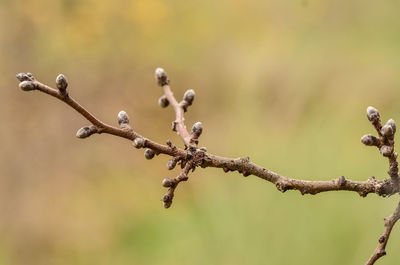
(1, 0), (400, 264)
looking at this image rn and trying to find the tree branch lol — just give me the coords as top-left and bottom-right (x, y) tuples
(16, 69), (400, 264)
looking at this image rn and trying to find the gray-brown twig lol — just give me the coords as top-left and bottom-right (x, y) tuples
(16, 69), (400, 264)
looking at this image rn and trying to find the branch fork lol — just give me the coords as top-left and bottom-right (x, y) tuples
(16, 69), (400, 264)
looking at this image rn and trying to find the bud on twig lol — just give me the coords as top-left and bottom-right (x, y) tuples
(167, 158), (178, 170)
(367, 106), (381, 124)
(191, 122), (203, 139)
(56, 74), (68, 93)
(380, 145), (393, 157)
(144, 148), (155, 160)
(117, 110), (129, 126)
(155, 68), (169, 86)
(361, 134), (380, 146)
(16, 73), (34, 82)
(183, 89), (195, 106)
(76, 125), (97, 139)
(132, 137), (145, 149)
(19, 81), (36, 91)
(386, 119), (396, 134)
(158, 95), (169, 108)
(162, 178), (175, 187)
(381, 124), (394, 138)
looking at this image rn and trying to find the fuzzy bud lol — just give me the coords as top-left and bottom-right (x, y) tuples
(183, 89), (195, 106)
(16, 73), (34, 82)
(144, 148), (155, 160)
(387, 119), (396, 134)
(367, 106), (381, 124)
(191, 122), (203, 139)
(132, 138), (145, 149)
(76, 125), (97, 139)
(158, 95), (169, 108)
(117, 110), (129, 126)
(56, 74), (68, 92)
(162, 194), (172, 208)
(19, 81), (36, 91)
(380, 145), (393, 157)
(162, 178), (175, 188)
(361, 134), (380, 146)
(166, 158), (178, 170)
(381, 124), (394, 137)
(155, 68), (169, 86)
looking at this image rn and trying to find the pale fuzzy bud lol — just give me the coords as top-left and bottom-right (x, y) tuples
(132, 138), (145, 149)
(191, 122), (203, 138)
(117, 110), (129, 126)
(360, 134), (380, 146)
(158, 95), (169, 108)
(387, 119), (396, 134)
(56, 74), (68, 92)
(155, 67), (169, 86)
(19, 81), (36, 91)
(381, 124), (394, 137)
(380, 145), (393, 157)
(16, 73), (34, 82)
(162, 178), (175, 187)
(183, 89), (195, 106)
(76, 125), (97, 139)
(366, 106), (380, 124)
(144, 148), (155, 160)
(166, 158), (177, 170)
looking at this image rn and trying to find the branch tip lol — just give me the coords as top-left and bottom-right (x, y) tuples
(155, 67), (169, 86)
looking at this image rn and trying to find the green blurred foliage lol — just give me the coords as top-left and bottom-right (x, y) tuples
(1, 0), (400, 264)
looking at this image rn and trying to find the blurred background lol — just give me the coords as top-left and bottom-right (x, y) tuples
(1, 0), (400, 264)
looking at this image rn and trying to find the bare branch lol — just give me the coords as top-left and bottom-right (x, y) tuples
(16, 70), (400, 264)
(365, 200), (400, 265)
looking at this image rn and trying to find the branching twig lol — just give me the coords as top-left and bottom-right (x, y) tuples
(16, 69), (400, 264)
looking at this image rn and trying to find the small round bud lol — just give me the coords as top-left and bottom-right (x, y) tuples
(166, 158), (177, 170)
(19, 81), (36, 91)
(117, 110), (129, 126)
(132, 138), (145, 149)
(183, 89), (195, 106)
(361, 134), (380, 146)
(76, 126), (96, 139)
(191, 122), (203, 138)
(158, 95), (169, 108)
(162, 178), (175, 187)
(367, 106), (380, 124)
(56, 74), (68, 91)
(16, 73), (33, 82)
(380, 145), (393, 157)
(387, 119), (396, 134)
(381, 124), (394, 137)
(144, 148), (155, 160)
(155, 67), (169, 86)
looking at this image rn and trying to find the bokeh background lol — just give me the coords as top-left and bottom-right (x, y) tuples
(1, 0), (400, 264)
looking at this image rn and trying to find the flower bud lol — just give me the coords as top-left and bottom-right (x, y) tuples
(19, 81), (36, 91)
(144, 148), (155, 160)
(366, 106), (380, 124)
(387, 119), (396, 134)
(381, 124), (394, 137)
(155, 67), (169, 86)
(380, 145), (393, 157)
(132, 138), (145, 148)
(117, 110), (129, 126)
(361, 134), (380, 146)
(16, 73), (33, 82)
(76, 125), (97, 139)
(163, 194), (172, 208)
(183, 89), (195, 106)
(166, 158), (178, 170)
(158, 95), (169, 108)
(56, 74), (68, 92)
(191, 122), (203, 138)
(162, 178), (175, 187)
